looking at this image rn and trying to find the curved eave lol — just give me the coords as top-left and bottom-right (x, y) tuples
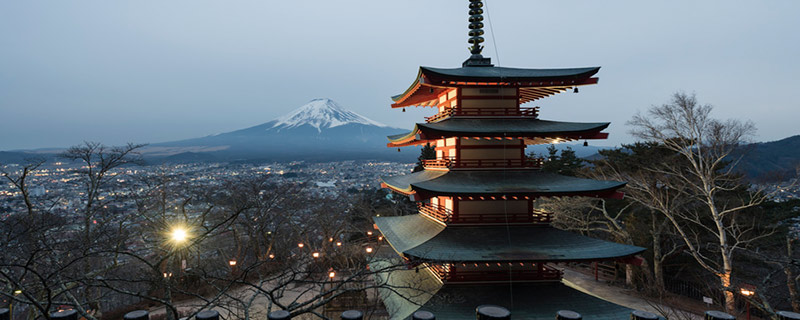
(390, 70), (447, 109)
(385, 126), (429, 148)
(381, 170), (448, 195)
(374, 214), (645, 263)
(421, 66), (600, 82)
(387, 119), (610, 148)
(380, 170), (626, 199)
(390, 66), (601, 109)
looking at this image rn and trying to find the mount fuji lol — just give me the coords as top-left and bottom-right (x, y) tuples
(146, 99), (409, 162)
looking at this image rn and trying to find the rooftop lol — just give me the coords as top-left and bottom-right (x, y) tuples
(374, 214), (644, 262)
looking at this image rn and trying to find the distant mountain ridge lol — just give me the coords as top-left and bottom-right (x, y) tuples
(144, 98), (409, 162)
(735, 135), (800, 181)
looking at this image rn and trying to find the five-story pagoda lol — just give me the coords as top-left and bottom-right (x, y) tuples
(373, 1), (645, 319)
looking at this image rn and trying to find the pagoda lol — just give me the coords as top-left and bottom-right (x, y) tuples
(373, 1), (645, 319)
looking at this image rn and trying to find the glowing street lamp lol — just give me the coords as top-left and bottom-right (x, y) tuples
(297, 243), (304, 248)
(228, 260), (237, 267)
(740, 287), (755, 320)
(329, 271), (336, 279)
(365, 247), (373, 253)
(336, 241), (342, 247)
(312, 252), (320, 258)
(171, 227), (188, 244)
(366, 231), (373, 236)
(268, 254), (275, 259)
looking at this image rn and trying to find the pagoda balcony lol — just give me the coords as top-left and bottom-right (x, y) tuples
(417, 202), (453, 222)
(422, 157), (544, 170)
(428, 263), (562, 283)
(417, 203), (552, 225)
(424, 107), (539, 123)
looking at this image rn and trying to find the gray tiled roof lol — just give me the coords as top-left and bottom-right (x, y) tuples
(387, 118), (609, 142)
(374, 263), (633, 320)
(421, 66), (600, 81)
(375, 214), (644, 262)
(381, 170), (625, 196)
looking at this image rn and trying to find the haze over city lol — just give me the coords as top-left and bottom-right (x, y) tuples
(1, 1), (799, 150)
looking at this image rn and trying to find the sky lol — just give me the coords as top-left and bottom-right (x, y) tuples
(1, 1), (799, 150)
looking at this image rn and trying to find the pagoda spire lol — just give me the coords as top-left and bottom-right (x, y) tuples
(463, 0), (493, 67)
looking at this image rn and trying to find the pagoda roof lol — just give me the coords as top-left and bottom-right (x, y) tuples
(421, 66), (599, 82)
(374, 214), (644, 262)
(387, 118), (609, 147)
(374, 263), (633, 320)
(392, 66), (600, 108)
(381, 170), (625, 198)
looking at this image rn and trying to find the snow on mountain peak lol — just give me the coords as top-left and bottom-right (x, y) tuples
(272, 98), (387, 132)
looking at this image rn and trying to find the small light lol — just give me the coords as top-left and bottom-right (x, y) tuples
(298, 243), (304, 248)
(740, 288), (754, 296)
(365, 247), (373, 253)
(229, 260), (237, 266)
(336, 242), (342, 247)
(367, 231), (373, 236)
(312, 252), (320, 258)
(329, 271), (336, 278)
(329, 237), (334, 242)
(13, 289), (22, 295)
(378, 236), (383, 241)
(268, 254), (275, 259)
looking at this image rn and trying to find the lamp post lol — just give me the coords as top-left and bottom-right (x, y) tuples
(740, 287), (755, 320)
(170, 226), (190, 275)
(8, 289), (21, 320)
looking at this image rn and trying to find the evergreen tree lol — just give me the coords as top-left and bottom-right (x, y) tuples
(539, 145), (584, 176)
(412, 143), (436, 172)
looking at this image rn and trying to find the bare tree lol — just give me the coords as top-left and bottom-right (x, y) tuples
(628, 92), (771, 312)
(588, 142), (688, 292)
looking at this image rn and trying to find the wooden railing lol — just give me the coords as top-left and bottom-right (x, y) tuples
(425, 107), (539, 123)
(429, 264), (562, 283)
(422, 158), (543, 169)
(418, 203), (552, 225)
(421, 158), (452, 169)
(417, 203), (452, 223)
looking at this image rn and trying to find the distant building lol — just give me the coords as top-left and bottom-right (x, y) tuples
(373, 1), (645, 318)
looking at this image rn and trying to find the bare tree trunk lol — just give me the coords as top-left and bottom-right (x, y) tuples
(786, 238), (800, 312)
(720, 271), (734, 313)
(652, 217), (666, 292)
(625, 264), (634, 287)
(653, 255), (665, 291)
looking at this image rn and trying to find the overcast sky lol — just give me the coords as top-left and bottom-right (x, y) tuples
(1, 1), (799, 150)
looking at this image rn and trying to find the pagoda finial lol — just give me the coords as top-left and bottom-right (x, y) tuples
(463, 0), (492, 67)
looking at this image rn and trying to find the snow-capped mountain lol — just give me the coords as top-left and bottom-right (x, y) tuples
(272, 98), (387, 132)
(147, 99), (409, 162)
